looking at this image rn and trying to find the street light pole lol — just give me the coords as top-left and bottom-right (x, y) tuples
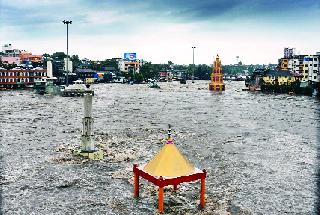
(192, 46), (196, 83)
(63, 20), (72, 86)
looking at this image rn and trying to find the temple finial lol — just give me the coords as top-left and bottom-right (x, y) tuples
(167, 124), (173, 144)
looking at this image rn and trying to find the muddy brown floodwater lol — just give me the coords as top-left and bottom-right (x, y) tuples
(0, 81), (319, 215)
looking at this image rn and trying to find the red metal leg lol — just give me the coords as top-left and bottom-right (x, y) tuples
(158, 187), (164, 213)
(200, 178), (205, 208)
(134, 172), (139, 198)
(173, 184), (178, 191)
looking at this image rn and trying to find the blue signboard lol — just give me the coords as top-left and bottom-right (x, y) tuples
(124, 53), (136, 60)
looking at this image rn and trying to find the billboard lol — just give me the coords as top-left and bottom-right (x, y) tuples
(124, 53), (136, 60)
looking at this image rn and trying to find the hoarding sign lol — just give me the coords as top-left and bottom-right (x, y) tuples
(124, 53), (136, 60)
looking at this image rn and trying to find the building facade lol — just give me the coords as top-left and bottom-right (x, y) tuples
(64, 58), (73, 73)
(303, 55), (319, 83)
(278, 47), (320, 88)
(262, 70), (297, 85)
(0, 69), (47, 89)
(1, 44), (21, 65)
(1, 56), (21, 65)
(284, 47), (296, 58)
(118, 59), (144, 73)
(20, 52), (42, 63)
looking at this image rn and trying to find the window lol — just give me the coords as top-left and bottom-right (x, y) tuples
(314, 76), (317, 79)
(314, 58), (318, 61)
(314, 64), (318, 67)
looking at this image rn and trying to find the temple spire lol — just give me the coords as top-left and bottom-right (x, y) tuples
(209, 54), (225, 91)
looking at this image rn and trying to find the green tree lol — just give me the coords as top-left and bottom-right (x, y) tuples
(140, 62), (160, 80)
(103, 72), (112, 83)
(134, 73), (144, 83)
(42, 53), (51, 59)
(103, 58), (119, 72)
(195, 64), (211, 80)
(51, 52), (66, 61)
(70, 55), (81, 70)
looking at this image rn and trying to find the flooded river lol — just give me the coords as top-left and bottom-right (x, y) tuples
(0, 81), (319, 214)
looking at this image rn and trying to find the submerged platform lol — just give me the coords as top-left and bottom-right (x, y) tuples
(72, 149), (104, 160)
(209, 83), (225, 91)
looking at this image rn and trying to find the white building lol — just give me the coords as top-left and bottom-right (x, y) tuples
(284, 47), (296, 58)
(118, 59), (145, 73)
(287, 58), (300, 73)
(47, 61), (53, 78)
(64, 58), (73, 73)
(303, 55), (319, 83)
(1, 44), (20, 57)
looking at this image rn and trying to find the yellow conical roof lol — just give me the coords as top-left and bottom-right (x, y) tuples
(143, 140), (195, 178)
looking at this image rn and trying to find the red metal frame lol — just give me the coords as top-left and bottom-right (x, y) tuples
(133, 164), (206, 187)
(133, 164), (207, 213)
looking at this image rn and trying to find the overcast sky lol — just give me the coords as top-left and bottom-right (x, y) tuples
(1, 0), (320, 64)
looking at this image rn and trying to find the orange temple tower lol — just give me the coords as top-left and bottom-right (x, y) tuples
(209, 54), (225, 91)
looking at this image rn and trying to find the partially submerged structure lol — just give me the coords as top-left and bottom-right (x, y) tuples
(209, 55), (225, 91)
(73, 87), (103, 160)
(133, 126), (206, 213)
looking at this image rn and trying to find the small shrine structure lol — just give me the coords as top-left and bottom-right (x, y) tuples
(209, 54), (225, 91)
(133, 125), (207, 213)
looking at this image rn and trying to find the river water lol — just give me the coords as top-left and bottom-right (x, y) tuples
(0, 81), (319, 215)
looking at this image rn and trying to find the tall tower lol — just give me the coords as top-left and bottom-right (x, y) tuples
(209, 55), (225, 91)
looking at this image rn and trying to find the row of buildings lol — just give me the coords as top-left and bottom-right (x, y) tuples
(279, 47), (320, 83)
(0, 44), (48, 89)
(0, 44), (148, 89)
(246, 47), (320, 95)
(1, 44), (43, 67)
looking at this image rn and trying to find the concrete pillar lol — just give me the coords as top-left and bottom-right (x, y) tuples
(81, 92), (95, 152)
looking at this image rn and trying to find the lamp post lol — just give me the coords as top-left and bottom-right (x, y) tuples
(192, 46), (196, 83)
(63, 20), (72, 86)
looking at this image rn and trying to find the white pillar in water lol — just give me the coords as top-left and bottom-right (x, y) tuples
(81, 92), (95, 152)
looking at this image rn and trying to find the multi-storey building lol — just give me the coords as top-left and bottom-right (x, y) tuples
(1, 44), (21, 65)
(288, 58), (299, 73)
(280, 48), (299, 71)
(284, 47), (296, 58)
(0, 68), (47, 89)
(20, 51), (42, 64)
(63, 58), (73, 73)
(303, 55), (319, 83)
(118, 59), (145, 73)
(1, 56), (21, 65)
(1, 44), (20, 57)
(279, 58), (289, 70)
